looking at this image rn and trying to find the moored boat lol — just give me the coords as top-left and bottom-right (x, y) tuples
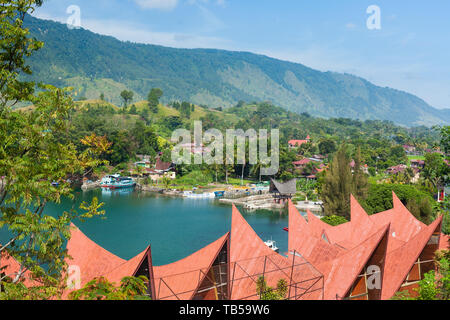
(264, 239), (279, 253)
(101, 175), (136, 189)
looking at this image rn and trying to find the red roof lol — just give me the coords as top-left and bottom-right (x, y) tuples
(155, 157), (172, 171)
(230, 204), (323, 300)
(102, 246), (152, 284)
(65, 224), (126, 287)
(153, 233), (229, 300)
(316, 225), (390, 299)
(293, 158), (311, 166)
(27, 192), (446, 301)
(381, 216), (443, 299)
(287, 192), (445, 300)
(288, 202), (344, 265)
(289, 140), (309, 147)
(369, 192), (426, 243)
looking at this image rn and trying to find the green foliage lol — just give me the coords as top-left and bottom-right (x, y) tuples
(68, 276), (150, 300)
(148, 88), (163, 113)
(320, 145), (368, 219)
(21, 15), (450, 127)
(174, 170), (213, 187)
(393, 250), (449, 300)
(0, 0), (106, 299)
(362, 183), (435, 224)
(120, 90), (133, 107)
(318, 138), (336, 155)
(321, 215), (349, 226)
(256, 276), (288, 300)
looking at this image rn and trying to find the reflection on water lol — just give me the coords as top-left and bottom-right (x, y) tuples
(101, 187), (135, 197)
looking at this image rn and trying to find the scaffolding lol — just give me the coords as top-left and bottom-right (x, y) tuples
(152, 250), (324, 301)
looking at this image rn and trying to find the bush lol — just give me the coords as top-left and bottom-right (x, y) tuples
(362, 183), (435, 224)
(174, 170), (213, 186)
(321, 215), (349, 226)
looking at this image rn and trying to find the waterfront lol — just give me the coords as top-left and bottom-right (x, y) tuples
(41, 188), (295, 266)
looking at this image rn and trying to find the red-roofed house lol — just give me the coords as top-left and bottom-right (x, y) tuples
(288, 136), (311, 149)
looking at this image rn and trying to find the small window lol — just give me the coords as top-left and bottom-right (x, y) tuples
(322, 232), (329, 244)
(427, 234), (440, 245)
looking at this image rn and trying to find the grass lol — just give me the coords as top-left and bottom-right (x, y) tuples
(407, 155), (425, 160)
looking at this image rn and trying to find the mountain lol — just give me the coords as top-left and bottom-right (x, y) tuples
(23, 15), (450, 127)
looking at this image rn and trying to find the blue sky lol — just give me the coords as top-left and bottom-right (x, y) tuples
(33, 0), (450, 109)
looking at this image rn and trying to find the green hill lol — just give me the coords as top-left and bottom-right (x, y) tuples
(23, 15), (450, 127)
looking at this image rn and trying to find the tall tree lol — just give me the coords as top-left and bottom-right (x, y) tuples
(320, 145), (353, 219)
(352, 147), (369, 200)
(120, 90), (133, 107)
(147, 88), (163, 113)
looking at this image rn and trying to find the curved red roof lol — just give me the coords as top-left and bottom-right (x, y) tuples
(231, 204), (323, 300)
(369, 192), (425, 242)
(153, 233), (229, 300)
(65, 224), (126, 287)
(381, 216), (443, 300)
(316, 224), (390, 300)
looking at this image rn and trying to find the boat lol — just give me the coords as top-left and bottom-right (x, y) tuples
(183, 191), (216, 199)
(264, 239), (279, 253)
(214, 191), (225, 197)
(283, 227), (289, 232)
(101, 175), (136, 189)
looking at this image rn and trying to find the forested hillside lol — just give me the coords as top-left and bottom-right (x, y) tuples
(23, 15), (450, 127)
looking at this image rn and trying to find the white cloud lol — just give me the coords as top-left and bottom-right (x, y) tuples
(134, 0), (178, 11)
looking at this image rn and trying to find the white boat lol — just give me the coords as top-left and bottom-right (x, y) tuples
(264, 239), (279, 253)
(183, 191), (216, 199)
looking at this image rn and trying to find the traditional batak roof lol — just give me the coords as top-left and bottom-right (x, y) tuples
(381, 216), (443, 300)
(102, 246), (152, 284)
(153, 233), (229, 300)
(230, 205), (323, 300)
(65, 224), (126, 286)
(269, 179), (297, 195)
(45, 191), (448, 300)
(287, 191), (447, 300)
(316, 224), (390, 300)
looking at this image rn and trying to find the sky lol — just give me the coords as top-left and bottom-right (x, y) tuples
(32, 0), (450, 109)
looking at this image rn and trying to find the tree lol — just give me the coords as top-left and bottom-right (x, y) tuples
(256, 276), (288, 300)
(68, 276), (150, 300)
(318, 138), (336, 155)
(0, 0), (106, 299)
(148, 88), (163, 113)
(99, 93), (105, 101)
(421, 152), (447, 193)
(352, 147), (368, 200)
(120, 90), (134, 107)
(180, 101), (191, 119)
(440, 126), (450, 154)
(320, 145), (353, 219)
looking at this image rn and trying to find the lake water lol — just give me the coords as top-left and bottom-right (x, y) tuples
(37, 189), (295, 266)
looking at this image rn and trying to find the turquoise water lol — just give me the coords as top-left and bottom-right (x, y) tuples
(36, 189), (293, 266)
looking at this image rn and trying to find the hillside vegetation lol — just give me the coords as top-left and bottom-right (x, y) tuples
(23, 15), (450, 127)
